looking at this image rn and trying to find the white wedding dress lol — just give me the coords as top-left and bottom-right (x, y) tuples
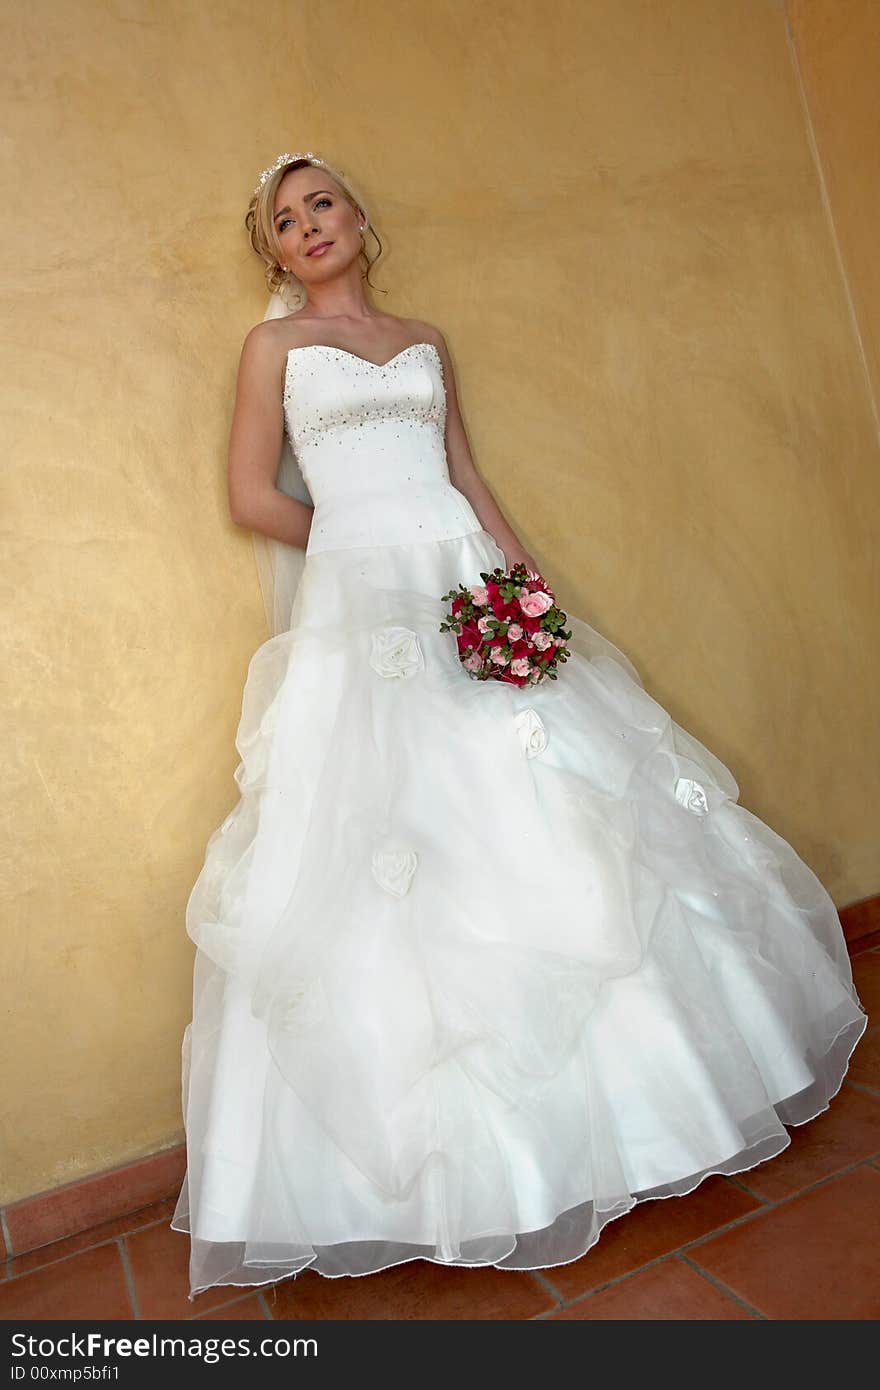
(170, 339), (867, 1301)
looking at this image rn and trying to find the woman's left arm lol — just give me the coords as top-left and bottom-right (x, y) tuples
(427, 328), (541, 576)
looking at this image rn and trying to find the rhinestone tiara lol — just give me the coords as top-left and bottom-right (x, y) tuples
(253, 150), (328, 197)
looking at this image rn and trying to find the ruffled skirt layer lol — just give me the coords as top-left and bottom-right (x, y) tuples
(170, 528), (866, 1298)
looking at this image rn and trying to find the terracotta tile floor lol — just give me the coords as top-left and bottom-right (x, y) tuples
(2, 945), (878, 1322)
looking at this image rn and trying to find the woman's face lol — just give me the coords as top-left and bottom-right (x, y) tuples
(272, 167), (362, 281)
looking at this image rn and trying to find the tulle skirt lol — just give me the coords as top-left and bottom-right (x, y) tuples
(170, 527), (867, 1299)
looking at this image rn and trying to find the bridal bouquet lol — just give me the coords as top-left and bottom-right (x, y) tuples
(440, 562), (572, 687)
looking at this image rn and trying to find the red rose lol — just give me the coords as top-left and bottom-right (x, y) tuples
(499, 668), (529, 688)
(457, 621), (483, 653)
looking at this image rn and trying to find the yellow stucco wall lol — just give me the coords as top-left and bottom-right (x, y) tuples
(788, 0), (880, 416)
(3, 0), (878, 1204)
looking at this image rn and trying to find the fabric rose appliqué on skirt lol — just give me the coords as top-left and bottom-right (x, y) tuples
(371, 843), (419, 897)
(369, 626), (425, 680)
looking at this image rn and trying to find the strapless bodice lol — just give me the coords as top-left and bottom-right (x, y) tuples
(282, 342), (484, 554)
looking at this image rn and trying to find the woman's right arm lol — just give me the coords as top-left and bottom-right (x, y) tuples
(227, 324), (313, 550)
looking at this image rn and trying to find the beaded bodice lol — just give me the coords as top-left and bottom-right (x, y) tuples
(283, 342), (446, 449)
(282, 342), (483, 555)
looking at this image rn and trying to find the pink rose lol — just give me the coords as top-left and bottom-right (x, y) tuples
(532, 629), (553, 651)
(470, 584), (489, 606)
(477, 615), (492, 634)
(518, 589), (554, 617)
(510, 656), (530, 677)
(507, 622), (523, 642)
(489, 646), (509, 665)
(464, 651), (483, 672)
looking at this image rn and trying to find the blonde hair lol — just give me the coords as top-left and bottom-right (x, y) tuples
(244, 155), (385, 310)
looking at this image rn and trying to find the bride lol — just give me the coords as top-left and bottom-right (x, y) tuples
(170, 150), (867, 1302)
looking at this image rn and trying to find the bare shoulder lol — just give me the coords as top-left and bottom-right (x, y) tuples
(240, 316), (288, 359)
(238, 318), (294, 394)
(407, 319), (463, 402)
(406, 317), (448, 353)
(408, 318), (459, 377)
(246, 316), (304, 349)
(244, 313), (342, 356)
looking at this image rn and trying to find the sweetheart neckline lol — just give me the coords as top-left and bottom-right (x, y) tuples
(285, 341), (441, 372)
